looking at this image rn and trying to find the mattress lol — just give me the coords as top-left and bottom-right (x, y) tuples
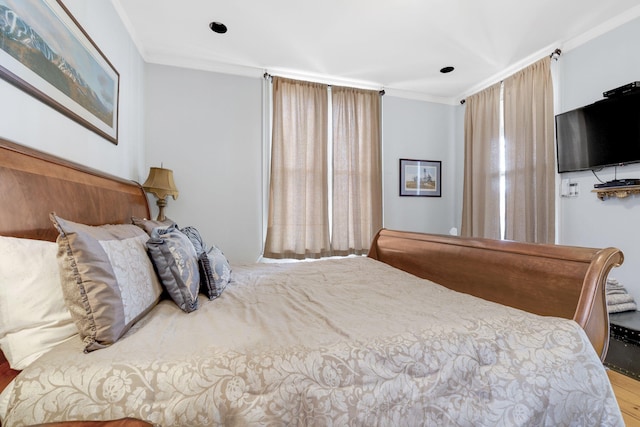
(3, 257), (623, 426)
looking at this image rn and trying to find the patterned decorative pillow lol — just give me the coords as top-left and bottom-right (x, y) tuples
(146, 227), (200, 312)
(0, 236), (78, 369)
(50, 213), (163, 352)
(209, 245), (231, 299)
(181, 226), (231, 300)
(132, 216), (176, 235)
(198, 247), (231, 300)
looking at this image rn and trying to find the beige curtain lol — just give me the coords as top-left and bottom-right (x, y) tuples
(461, 83), (502, 239)
(504, 57), (555, 243)
(331, 86), (382, 255)
(263, 77), (330, 259)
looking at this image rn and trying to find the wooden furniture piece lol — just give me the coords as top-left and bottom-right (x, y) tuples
(0, 136), (624, 424)
(368, 229), (623, 360)
(0, 139), (149, 242)
(606, 311), (640, 380)
(593, 185), (640, 200)
(0, 351), (17, 396)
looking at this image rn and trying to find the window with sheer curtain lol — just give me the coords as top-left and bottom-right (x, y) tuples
(263, 77), (382, 259)
(461, 57), (555, 243)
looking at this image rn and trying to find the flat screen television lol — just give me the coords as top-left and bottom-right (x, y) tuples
(555, 91), (640, 173)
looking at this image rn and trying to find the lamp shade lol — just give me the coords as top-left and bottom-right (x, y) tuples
(142, 167), (179, 200)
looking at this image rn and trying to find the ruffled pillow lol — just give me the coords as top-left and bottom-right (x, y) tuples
(51, 213), (163, 352)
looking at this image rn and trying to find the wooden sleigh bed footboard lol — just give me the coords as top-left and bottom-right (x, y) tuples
(368, 228), (624, 360)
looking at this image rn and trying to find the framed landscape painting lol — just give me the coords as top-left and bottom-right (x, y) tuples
(0, 0), (119, 144)
(399, 158), (442, 197)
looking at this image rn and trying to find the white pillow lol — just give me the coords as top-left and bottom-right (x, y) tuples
(0, 236), (77, 369)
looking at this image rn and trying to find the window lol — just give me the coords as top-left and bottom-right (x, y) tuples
(462, 57), (555, 244)
(263, 77), (382, 259)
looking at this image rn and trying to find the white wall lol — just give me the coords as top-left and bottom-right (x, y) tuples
(0, 0), (146, 181)
(144, 65), (263, 264)
(556, 16), (640, 302)
(382, 96), (460, 235)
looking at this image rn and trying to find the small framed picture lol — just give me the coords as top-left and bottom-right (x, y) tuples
(399, 158), (441, 197)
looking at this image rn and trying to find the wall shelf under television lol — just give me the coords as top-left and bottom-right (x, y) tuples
(592, 185), (640, 201)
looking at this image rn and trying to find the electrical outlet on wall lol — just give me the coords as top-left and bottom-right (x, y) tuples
(569, 182), (579, 197)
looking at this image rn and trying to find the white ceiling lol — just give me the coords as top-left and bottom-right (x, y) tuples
(112, 0), (640, 104)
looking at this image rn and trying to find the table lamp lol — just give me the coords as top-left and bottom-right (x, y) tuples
(142, 166), (179, 221)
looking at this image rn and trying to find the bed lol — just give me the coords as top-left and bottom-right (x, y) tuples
(0, 137), (625, 426)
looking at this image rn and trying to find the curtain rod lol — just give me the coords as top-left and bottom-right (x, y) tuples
(459, 48), (561, 105)
(263, 72), (385, 95)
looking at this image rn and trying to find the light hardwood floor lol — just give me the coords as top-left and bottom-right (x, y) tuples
(608, 369), (640, 426)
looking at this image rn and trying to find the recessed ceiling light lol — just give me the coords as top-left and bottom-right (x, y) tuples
(440, 66), (455, 74)
(209, 21), (227, 34)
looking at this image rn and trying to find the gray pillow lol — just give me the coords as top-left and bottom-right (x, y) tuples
(203, 244), (231, 299)
(50, 213), (163, 352)
(181, 226), (231, 300)
(147, 226), (200, 312)
(198, 247), (230, 300)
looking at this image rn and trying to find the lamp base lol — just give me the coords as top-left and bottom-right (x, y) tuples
(155, 197), (168, 221)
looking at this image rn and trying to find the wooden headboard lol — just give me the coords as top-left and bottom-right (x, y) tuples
(0, 137), (150, 393)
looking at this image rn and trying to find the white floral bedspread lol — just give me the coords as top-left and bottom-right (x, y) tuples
(4, 257), (623, 426)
